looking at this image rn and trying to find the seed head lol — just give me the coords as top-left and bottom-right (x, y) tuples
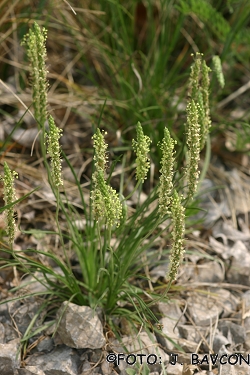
(185, 100), (201, 200)
(158, 128), (176, 217)
(0, 162), (18, 245)
(132, 122), (151, 182)
(91, 129), (122, 228)
(167, 191), (185, 281)
(212, 55), (225, 89)
(22, 22), (49, 129)
(47, 115), (63, 187)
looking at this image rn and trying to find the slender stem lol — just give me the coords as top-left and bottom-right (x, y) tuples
(199, 134), (211, 186)
(122, 180), (141, 201)
(54, 188), (71, 270)
(97, 222), (103, 269)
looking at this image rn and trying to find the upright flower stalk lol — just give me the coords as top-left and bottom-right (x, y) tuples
(158, 128), (176, 217)
(185, 53), (212, 200)
(22, 22), (48, 130)
(200, 60), (211, 149)
(185, 100), (201, 200)
(189, 52), (202, 103)
(168, 190), (185, 281)
(188, 53), (211, 151)
(132, 122), (151, 183)
(0, 163), (18, 246)
(212, 55), (225, 89)
(23, 23), (63, 189)
(47, 115), (63, 187)
(91, 129), (122, 228)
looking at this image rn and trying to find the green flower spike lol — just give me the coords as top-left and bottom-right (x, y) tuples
(91, 129), (122, 228)
(158, 128), (176, 217)
(22, 22), (48, 129)
(168, 190), (185, 281)
(132, 122), (151, 182)
(92, 128), (108, 173)
(212, 55), (225, 89)
(92, 170), (122, 228)
(189, 52), (202, 103)
(186, 100), (201, 200)
(0, 162), (18, 245)
(188, 54), (211, 150)
(47, 115), (63, 187)
(200, 60), (212, 149)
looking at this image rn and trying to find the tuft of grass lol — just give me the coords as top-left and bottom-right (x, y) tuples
(0, 21), (213, 337)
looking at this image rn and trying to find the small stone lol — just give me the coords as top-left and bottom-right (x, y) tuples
(219, 362), (237, 375)
(176, 338), (197, 352)
(3, 321), (19, 342)
(17, 367), (45, 375)
(212, 332), (230, 353)
(0, 322), (5, 343)
(178, 324), (206, 343)
(227, 241), (250, 286)
(166, 363), (183, 375)
(26, 346), (80, 375)
(10, 300), (45, 335)
(157, 316), (180, 351)
(211, 288), (239, 318)
(218, 321), (246, 346)
(187, 294), (219, 326)
(36, 337), (54, 352)
(56, 302), (105, 349)
(0, 338), (20, 375)
(189, 261), (224, 283)
(157, 301), (186, 324)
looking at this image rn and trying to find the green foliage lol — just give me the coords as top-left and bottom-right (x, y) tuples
(177, 0), (230, 40)
(4, 0), (249, 159)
